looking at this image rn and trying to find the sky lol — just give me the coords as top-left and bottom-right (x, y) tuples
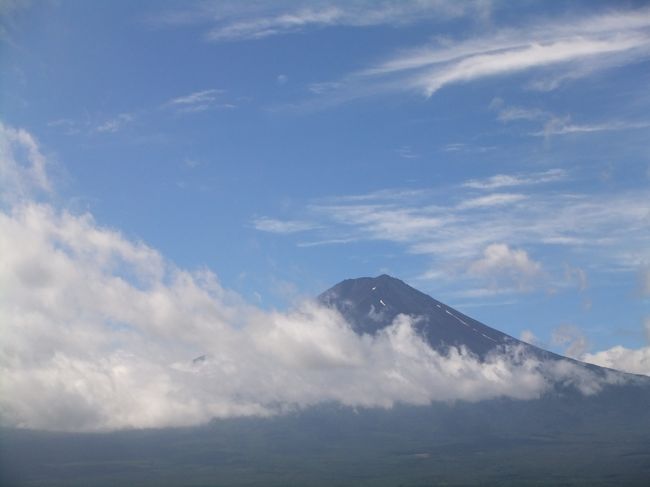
(1, 0), (650, 430)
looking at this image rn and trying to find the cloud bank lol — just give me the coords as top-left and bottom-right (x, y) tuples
(0, 200), (593, 431)
(0, 121), (629, 432)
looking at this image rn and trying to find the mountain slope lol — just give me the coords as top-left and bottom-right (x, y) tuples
(3, 274), (650, 486)
(319, 274), (547, 359)
(318, 274), (649, 386)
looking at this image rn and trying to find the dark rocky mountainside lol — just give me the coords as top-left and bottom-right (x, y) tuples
(319, 274), (556, 360)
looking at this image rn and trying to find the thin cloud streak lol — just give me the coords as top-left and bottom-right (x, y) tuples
(96, 113), (135, 133)
(457, 193), (527, 209)
(255, 173), (650, 294)
(462, 169), (567, 189)
(310, 8), (650, 101)
(252, 217), (319, 234)
(533, 119), (650, 137)
(165, 89), (233, 113)
(150, 1), (487, 43)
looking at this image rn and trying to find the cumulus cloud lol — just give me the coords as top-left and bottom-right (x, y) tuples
(520, 329), (540, 346)
(580, 318), (650, 377)
(552, 325), (589, 359)
(467, 243), (542, 292)
(582, 345), (650, 377)
(0, 122), (635, 432)
(577, 261), (650, 376)
(0, 201), (569, 431)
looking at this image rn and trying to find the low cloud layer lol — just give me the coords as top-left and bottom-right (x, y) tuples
(0, 121), (641, 432)
(0, 202), (627, 432)
(581, 318), (650, 376)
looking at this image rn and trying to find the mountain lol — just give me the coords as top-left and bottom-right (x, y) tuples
(320, 274), (554, 359)
(318, 274), (650, 386)
(3, 275), (650, 486)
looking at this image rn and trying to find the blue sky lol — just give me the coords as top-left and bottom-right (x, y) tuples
(2, 0), (649, 364)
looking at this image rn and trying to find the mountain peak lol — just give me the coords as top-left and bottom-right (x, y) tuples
(375, 273), (398, 281)
(319, 275), (517, 358)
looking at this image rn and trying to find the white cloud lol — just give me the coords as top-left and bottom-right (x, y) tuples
(1, 201), (595, 431)
(301, 7), (650, 102)
(166, 89), (232, 113)
(96, 113), (135, 133)
(183, 157), (201, 169)
(490, 100), (650, 138)
(462, 169), (566, 190)
(252, 217), (318, 234)
(0, 121), (51, 201)
(520, 329), (539, 346)
(206, 7), (344, 42)
(496, 105), (547, 122)
(580, 318), (650, 376)
(0, 123), (637, 431)
(276, 74), (288, 85)
(582, 346), (650, 376)
(308, 81), (343, 94)
(152, 1), (484, 43)
(457, 189), (636, 263)
(565, 265), (588, 291)
(254, 167), (648, 295)
(533, 117), (650, 137)
(318, 204), (449, 242)
(417, 36), (646, 97)
(552, 325), (589, 359)
(457, 193), (527, 210)
(395, 145), (419, 159)
(467, 243), (542, 292)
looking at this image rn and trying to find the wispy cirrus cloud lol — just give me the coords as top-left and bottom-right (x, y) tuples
(462, 168), (566, 190)
(150, 1), (486, 43)
(490, 98), (650, 137)
(533, 118), (650, 137)
(252, 217), (319, 234)
(414, 36), (646, 97)
(95, 113), (135, 133)
(165, 89), (233, 113)
(303, 7), (650, 102)
(456, 192), (527, 209)
(47, 112), (137, 136)
(253, 169), (650, 296)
